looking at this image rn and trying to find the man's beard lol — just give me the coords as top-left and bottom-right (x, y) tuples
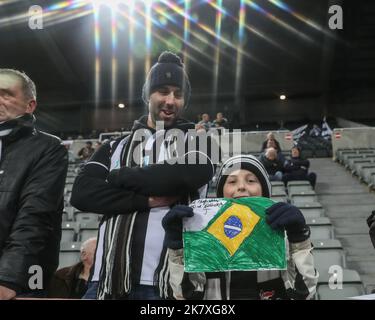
(152, 106), (179, 127)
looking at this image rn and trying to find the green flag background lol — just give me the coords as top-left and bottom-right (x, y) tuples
(183, 197), (287, 272)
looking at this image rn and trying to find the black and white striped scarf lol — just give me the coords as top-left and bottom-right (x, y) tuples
(97, 127), (193, 299)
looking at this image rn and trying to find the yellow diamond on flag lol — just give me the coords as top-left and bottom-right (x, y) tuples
(207, 203), (260, 256)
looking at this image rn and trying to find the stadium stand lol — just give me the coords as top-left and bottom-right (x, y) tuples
(317, 269), (365, 300)
(57, 134), (375, 300)
(311, 157), (375, 298)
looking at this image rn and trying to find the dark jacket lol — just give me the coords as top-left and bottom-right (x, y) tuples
(284, 157), (310, 177)
(48, 262), (87, 299)
(259, 153), (284, 176)
(0, 114), (68, 293)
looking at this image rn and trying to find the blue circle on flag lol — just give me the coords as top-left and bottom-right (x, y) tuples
(224, 216), (242, 239)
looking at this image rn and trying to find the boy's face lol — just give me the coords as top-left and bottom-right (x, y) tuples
(223, 169), (262, 198)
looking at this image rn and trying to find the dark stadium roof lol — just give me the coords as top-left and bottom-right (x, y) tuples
(1, 0), (374, 133)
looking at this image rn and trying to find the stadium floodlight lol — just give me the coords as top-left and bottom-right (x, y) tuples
(118, 103), (125, 108)
(280, 94), (286, 100)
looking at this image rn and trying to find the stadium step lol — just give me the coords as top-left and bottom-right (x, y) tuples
(310, 158), (375, 293)
(345, 247), (375, 257)
(360, 274), (375, 294)
(333, 217), (371, 235)
(336, 235), (374, 249)
(347, 261), (375, 274)
(324, 205), (375, 218)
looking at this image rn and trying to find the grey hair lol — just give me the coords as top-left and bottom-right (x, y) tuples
(0, 68), (37, 100)
(80, 237), (97, 253)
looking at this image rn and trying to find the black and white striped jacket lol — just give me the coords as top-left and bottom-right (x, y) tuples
(71, 116), (216, 299)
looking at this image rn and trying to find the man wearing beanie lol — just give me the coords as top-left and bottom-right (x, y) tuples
(163, 155), (318, 300)
(71, 51), (217, 300)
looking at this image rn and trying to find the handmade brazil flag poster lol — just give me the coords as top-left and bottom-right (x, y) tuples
(183, 197), (286, 272)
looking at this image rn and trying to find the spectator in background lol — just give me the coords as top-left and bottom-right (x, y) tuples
(261, 132), (282, 153)
(195, 113), (212, 131)
(64, 142), (76, 163)
(77, 141), (95, 161)
(261, 133), (285, 165)
(309, 124), (321, 138)
(93, 141), (102, 151)
(282, 146), (317, 189)
(48, 238), (97, 299)
(321, 117), (332, 140)
(0, 69), (68, 299)
(259, 147), (284, 181)
(212, 112), (228, 129)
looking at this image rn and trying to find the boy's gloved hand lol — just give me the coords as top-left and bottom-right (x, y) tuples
(162, 205), (194, 249)
(266, 202), (310, 243)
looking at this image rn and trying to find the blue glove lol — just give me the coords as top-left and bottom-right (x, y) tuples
(162, 205), (194, 249)
(266, 202), (310, 243)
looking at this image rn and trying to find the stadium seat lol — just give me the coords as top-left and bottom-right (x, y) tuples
(64, 194), (71, 206)
(271, 189), (288, 199)
(312, 239), (346, 274)
(290, 190), (318, 205)
(75, 212), (99, 224)
(317, 269), (365, 300)
(287, 180), (312, 188)
(65, 176), (76, 184)
(64, 184), (73, 195)
(62, 211), (68, 222)
(270, 181), (286, 194)
(358, 149), (375, 156)
(270, 194), (288, 203)
(306, 217), (334, 239)
(64, 206), (80, 221)
(79, 222), (99, 242)
(61, 222), (78, 242)
(336, 149), (356, 164)
(287, 181), (313, 195)
(350, 159), (372, 174)
(370, 175), (375, 189)
(344, 155), (364, 169)
(296, 202), (325, 218)
(58, 242), (81, 269)
(358, 164), (375, 183)
(66, 172), (77, 179)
